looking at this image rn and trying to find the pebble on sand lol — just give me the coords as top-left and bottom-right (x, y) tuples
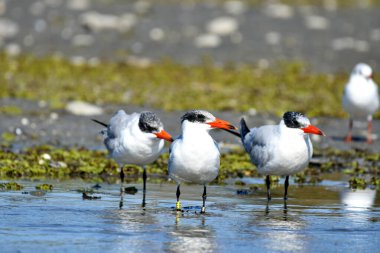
(0, 18), (19, 38)
(65, 101), (103, 116)
(206, 16), (239, 36)
(194, 33), (221, 48)
(263, 3), (294, 19)
(304, 15), (330, 30)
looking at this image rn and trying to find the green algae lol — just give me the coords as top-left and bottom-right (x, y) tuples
(0, 145), (378, 189)
(35, 183), (53, 191)
(1, 132), (16, 143)
(0, 181), (24, 190)
(0, 53), (369, 118)
(0, 105), (22, 116)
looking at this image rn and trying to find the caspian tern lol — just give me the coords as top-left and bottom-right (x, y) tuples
(240, 112), (325, 201)
(168, 110), (239, 213)
(93, 110), (173, 207)
(342, 63), (379, 143)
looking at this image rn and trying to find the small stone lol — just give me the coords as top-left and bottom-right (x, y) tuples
(247, 108), (257, 116)
(304, 15), (330, 30)
(194, 33), (221, 48)
(65, 101), (103, 116)
(258, 59), (269, 69)
(38, 100), (47, 108)
(264, 3), (294, 19)
(49, 161), (67, 168)
(149, 27), (165, 41)
(21, 118), (29, 126)
(80, 11), (137, 33)
(70, 56), (86, 65)
(80, 12), (118, 32)
(50, 112), (59, 120)
(5, 43), (21, 56)
(41, 153), (51, 160)
(67, 0), (90, 11)
(224, 1), (246, 15)
(0, 19), (19, 38)
(15, 128), (22, 135)
(331, 37), (355, 51)
(71, 34), (94, 47)
(207, 16), (238, 36)
(265, 31), (281, 45)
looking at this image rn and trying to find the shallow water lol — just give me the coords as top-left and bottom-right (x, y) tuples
(1, 179), (379, 253)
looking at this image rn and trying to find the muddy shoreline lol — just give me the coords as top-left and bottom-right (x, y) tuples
(1, 98), (379, 151)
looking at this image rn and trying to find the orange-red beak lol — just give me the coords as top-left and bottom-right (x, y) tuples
(154, 129), (174, 142)
(207, 118), (238, 131)
(301, 125), (325, 136)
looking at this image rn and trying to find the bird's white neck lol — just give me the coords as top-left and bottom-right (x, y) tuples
(181, 121), (212, 141)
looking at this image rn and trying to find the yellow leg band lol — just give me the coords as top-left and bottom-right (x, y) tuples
(176, 201), (181, 210)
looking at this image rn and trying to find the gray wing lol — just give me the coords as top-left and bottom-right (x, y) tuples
(242, 125), (277, 168)
(104, 110), (138, 152)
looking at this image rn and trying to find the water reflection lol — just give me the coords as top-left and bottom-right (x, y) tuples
(341, 188), (377, 224)
(341, 188), (376, 211)
(102, 208), (159, 253)
(251, 204), (307, 252)
(165, 214), (216, 253)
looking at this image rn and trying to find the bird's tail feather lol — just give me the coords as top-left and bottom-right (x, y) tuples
(240, 118), (250, 140)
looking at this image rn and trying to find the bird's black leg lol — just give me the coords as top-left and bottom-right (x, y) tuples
(119, 166), (125, 209)
(266, 175), (271, 201)
(201, 185), (207, 214)
(120, 167), (125, 194)
(367, 117), (373, 144)
(345, 118), (353, 142)
(284, 175), (289, 200)
(142, 166), (147, 208)
(176, 184), (181, 211)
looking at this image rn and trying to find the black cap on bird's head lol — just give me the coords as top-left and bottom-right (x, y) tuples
(181, 110), (239, 134)
(139, 111), (173, 142)
(181, 110), (215, 124)
(283, 111), (325, 136)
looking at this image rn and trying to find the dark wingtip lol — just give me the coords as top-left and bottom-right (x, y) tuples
(240, 118), (250, 139)
(91, 119), (108, 127)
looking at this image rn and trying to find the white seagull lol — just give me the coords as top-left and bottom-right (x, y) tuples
(93, 110), (173, 206)
(240, 112), (325, 201)
(168, 110), (239, 213)
(342, 63), (379, 143)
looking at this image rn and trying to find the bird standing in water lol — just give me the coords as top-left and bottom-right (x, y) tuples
(240, 112), (325, 201)
(342, 63), (379, 143)
(168, 110), (239, 213)
(93, 110), (173, 207)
